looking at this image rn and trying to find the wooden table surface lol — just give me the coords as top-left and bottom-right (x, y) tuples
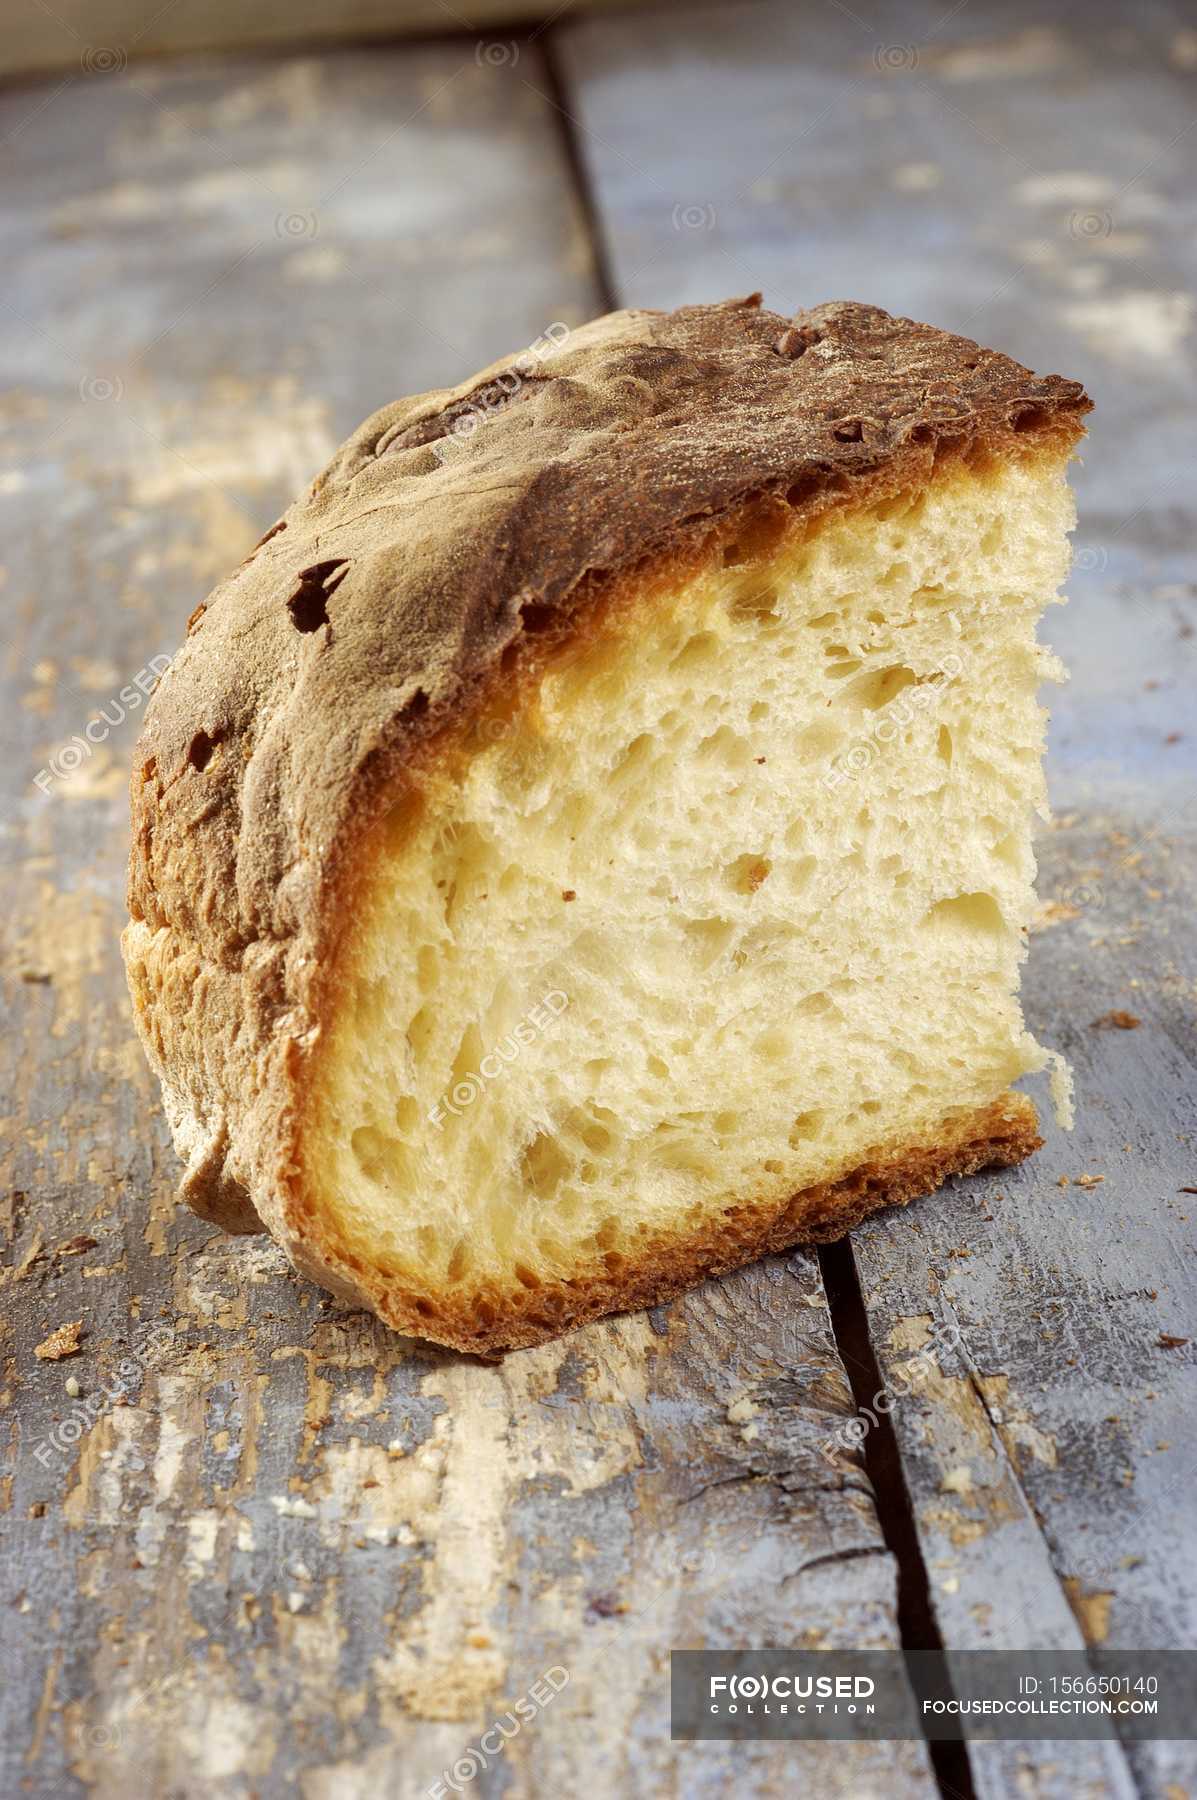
(2, 3), (1194, 1796)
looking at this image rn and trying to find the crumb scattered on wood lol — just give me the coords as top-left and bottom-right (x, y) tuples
(56, 1235), (98, 1258)
(34, 1319), (83, 1360)
(588, 1592), (627, 1617)
(561, 889), (576, 901)
(1031, 901), (1080, 932)
(940, 1466), (973, 1495)
(1090, 1010), (1142, 1030)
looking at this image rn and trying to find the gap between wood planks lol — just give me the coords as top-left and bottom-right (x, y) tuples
(541, 28), (620, 314)
(820, 1240), (978, 1800)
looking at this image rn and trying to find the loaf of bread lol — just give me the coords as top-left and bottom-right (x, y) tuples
(123, 296), (1090, 1352)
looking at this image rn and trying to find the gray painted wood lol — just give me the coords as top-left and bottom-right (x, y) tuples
(558, 0), (1197, 1794)
(0, 36), (936, 1800)
(0, 0), (643, 82)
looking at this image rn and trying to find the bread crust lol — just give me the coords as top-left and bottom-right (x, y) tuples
(306, 1095), (1041, 1355)
(122, 295), (1088, 1347)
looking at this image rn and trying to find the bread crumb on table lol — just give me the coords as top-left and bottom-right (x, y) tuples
(34, 1319), (83, 1360)
(940, 1466), (974, 1495)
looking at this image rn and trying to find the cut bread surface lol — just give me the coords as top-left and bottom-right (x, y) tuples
(122, 295), (1091, 1353)
(302, 446), (1071, 1347)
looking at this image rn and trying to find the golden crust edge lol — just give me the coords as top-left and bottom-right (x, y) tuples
(276, 1093), (1041, 1354)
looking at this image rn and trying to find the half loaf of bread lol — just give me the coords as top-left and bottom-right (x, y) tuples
(123, 295), (1090, 1352)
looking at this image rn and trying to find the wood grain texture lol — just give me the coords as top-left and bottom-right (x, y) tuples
(0, 0), (642, 82)
(0, 35), (936, 1800)
(557, 0), (1197, 1794)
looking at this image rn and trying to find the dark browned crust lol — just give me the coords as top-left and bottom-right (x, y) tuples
(350, 1095), (1041, 1354)
(121, 294), (1088, 1346)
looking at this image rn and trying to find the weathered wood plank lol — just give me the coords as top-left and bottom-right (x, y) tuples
(0, 38), (937, 1800)
(558, 0), (1197, 1792)
(0, 0), (642, 83)
(853, 816), (1197, 1800)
